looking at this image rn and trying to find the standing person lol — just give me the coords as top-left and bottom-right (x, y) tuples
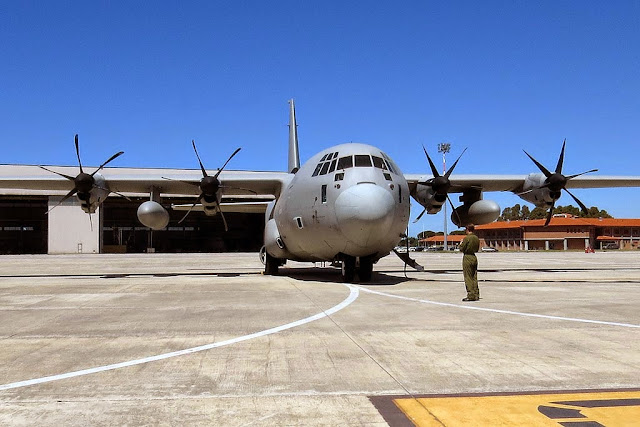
(459, 224), (480, 301)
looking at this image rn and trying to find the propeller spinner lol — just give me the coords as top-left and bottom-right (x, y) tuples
(414, 146), (467, 225)
(39, 134), (125, 212)
(523, 139), (598, 226)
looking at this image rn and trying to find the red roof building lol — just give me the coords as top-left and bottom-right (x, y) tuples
(474, 215), (640, 251)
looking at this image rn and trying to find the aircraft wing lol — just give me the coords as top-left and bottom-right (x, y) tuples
(0, 165), (291, 198)
(404, 174), (640, 194)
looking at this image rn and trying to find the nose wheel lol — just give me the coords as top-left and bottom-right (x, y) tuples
(341, 256), (356, 282)
(341, 256), (374, 283)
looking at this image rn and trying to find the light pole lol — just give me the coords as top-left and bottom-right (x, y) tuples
(438, 143), (451, 250)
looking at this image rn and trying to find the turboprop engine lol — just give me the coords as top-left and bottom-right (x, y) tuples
(413, 183), (445, 214)
(451, 199), (500, 227)
(137, 201), (170, 230)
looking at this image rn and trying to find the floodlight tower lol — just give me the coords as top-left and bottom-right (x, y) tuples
(438, 143), (451, 250)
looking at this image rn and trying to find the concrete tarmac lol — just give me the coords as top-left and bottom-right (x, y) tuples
(0, 251), (638, 426)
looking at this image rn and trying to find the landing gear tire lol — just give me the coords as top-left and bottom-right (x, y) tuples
(341, 256), (356, 283)
(358, 257), (374, 282)
(264, 253), (280, 276)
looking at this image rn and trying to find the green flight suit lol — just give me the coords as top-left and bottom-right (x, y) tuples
(459, 232), (480, 300)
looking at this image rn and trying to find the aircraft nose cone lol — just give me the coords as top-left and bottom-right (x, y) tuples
(335, 183), (396, 247)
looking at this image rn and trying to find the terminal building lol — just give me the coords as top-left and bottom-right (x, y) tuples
(421, 216), (640, 251)
(0, 165), (265, 255)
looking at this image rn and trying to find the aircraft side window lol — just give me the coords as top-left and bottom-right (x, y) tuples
(381, 153), (398, 174)
(320, 161), (331, 175)
(321, 185), (327, 203)
(328, 159), (337, 173)
(372, 156), (387, 169)
(335, 172), (344, 181)
(383, 159), (396, 174)
(354, 155), (372, 167)
(312, 163), (323, 177)
(384, 173), (392, 181)
(337, 156), (353, 169)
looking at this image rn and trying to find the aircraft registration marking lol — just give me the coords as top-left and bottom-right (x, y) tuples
(384, 390), (640, 426)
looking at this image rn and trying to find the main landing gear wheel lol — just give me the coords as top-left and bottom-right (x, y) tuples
(260, 247), (280, 276)
(358, 257), (374, 282)
(341, 256), (356, 283)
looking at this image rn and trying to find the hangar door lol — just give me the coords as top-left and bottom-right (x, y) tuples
(0, 197), (48, 254)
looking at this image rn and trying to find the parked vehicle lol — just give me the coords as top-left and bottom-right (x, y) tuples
(481, 247), (498, 252)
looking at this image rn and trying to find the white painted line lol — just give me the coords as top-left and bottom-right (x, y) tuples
(357, 286), (640, 329)
(0, 284), (359, 391)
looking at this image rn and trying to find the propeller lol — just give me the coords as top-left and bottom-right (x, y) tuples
(414, 145), (467, 225)
(165, 140), (241, 230)
(39, 134), (125, 213)
(523, 139), (598, 226)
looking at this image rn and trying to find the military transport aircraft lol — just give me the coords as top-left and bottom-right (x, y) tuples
(1, 99), (640, 282)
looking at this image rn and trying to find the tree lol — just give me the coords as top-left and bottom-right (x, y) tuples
(498, 203), (613, 221)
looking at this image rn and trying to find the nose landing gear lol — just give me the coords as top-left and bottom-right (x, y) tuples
(340, 255), (374, 283)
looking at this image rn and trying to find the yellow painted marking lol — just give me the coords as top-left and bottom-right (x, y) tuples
(393, 391), (640, 426)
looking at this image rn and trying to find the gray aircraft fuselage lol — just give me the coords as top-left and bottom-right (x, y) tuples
(265, 142), (410, 263)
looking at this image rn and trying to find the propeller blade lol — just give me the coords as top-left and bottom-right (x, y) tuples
(46, 188), (78, 214)
(161, 177), (201, 187)
(178, 194), (203, 224)
(555, 139), (566, 174)
(544, 202), (555, 226)
(92, 184), (132, 202)
(213, 147), (242, 180)
(565, 169), (598, 180)
(444, 147), (468, 179)
(422, 145), (440, 177)
(563, 187), (589, 213)
(413, 207), (427, 223)
(192, 140), (208, 177)
(215, 198), (229, 232)
(523, 150), (552, 178)
(39, 166), (75, 181)
(219, 185), (258, 195)
(447, 195), (462, 226)
(74, 134), (83, 174)
(92, 151), (124, 176)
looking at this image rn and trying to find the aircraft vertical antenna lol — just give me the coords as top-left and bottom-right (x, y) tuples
(288, 99), (300, 174)
(438, 143), (451, 250)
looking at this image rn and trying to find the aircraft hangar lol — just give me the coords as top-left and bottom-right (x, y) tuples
(0, 165), (265, 255)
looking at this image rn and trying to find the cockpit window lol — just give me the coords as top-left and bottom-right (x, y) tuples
(372, 156), (387, 169)
(354, 155), (372, 167)
(312, 152), (339, 176)
(381, 153), (398, 174)
(320, 161), (331, 175)
(337, 156), (353, 170)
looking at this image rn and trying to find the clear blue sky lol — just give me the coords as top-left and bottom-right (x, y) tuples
(1, 1), (639, 235)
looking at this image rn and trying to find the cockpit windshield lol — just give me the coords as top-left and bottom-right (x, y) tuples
(313, 151), (399, 176)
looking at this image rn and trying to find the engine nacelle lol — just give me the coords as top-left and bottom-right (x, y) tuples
(201, 194), (220, 216)
(264, 218), (291, 259)
(451, 199), (500, 227)
(517, 173), (558, 207)
(79, 173), (110, 214)
(137, 201), (170, 230)
(413, 183), (446, 214)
